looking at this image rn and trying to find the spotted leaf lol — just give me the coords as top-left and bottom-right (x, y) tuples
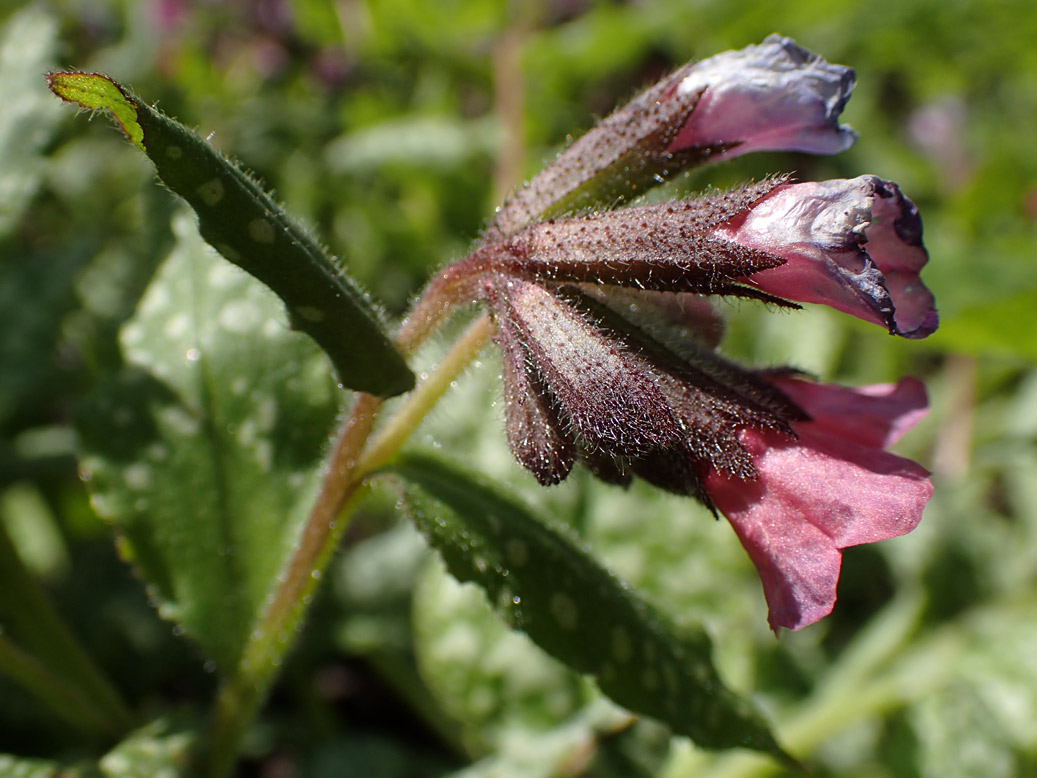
(76, 212), (341, 672)
(387, 451), (789, 760)
(47, 71), (413, 397)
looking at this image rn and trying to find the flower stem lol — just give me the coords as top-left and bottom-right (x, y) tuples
(205, 313), (493, 778)
(0, 511), (133, 739)
(359, 314), (494, 474)
(206, 392), (381, 778)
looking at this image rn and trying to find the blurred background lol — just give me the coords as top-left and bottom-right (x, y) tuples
(1, 1), (1035, 776)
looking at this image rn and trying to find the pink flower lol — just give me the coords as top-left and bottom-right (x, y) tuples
(667, 34), (858, 160)
(704, 377), (933, 632)
(446, 37), (937, 633)
(717, 176), (939, 339)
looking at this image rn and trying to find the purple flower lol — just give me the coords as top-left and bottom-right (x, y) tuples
(481, 175), (938, 340)
(469, 174), (936, 630)
(666, 34), (858, 160)
(717, 176), (939, 338)
(480, 275), (806, 500)
(483, 36), (857, 244)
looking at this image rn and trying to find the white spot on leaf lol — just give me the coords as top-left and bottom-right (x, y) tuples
(197, 178), (224, 206)
(549, 593), (579, 630)
(208, 262), (239, 288)
(248, 218), (275, 244)
(214, 243), (241, 262)
(218, 299), (263, 334)
(294, 305), (325, 323)
(255, 439), (273, 471)
(159, 406), (200, 437)
(255, 396), (277, 433)
(611, 627), (633, 663)
(164, 312), (189, 339)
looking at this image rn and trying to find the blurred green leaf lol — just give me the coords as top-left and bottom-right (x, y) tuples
(47, 71), (414, 397)
(326, 116), (497, 173)
(0, 753), (84, 778)
(0, 7), (61, 238)
(0, 7), (69, 432)
(412, 557), (588, 749)
(77, 211), (340, 671)
(388, 451), (788, 760)
(927, 285), (1037, 361)
(97, 716), (197, 778)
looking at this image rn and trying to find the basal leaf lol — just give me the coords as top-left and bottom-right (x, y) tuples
(412, 557), (587, 742)
(77, 212), (341, 671)
(387, 451), (788, 760)
(47, 71), (414, 397)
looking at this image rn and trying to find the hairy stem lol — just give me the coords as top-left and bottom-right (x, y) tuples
(206, 312), (493, 778)
(361, 314), (494, 473)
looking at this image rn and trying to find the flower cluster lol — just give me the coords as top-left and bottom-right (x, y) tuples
(449, 36), (937, 631)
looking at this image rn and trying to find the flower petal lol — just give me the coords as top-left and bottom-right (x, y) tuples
(668, 34), (857, 159)
(719, 176), (939, 338)
(768, 376), (930, 448)
(705, 379), (932, 632)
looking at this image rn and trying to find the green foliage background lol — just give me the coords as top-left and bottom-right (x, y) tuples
(1, 0), (1035, 775)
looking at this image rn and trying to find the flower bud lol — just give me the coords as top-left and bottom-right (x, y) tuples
(667, 34), (858, 160)
(482, 275), (801, 500)
(484, 36), (857, 244)
(717, 176), (939, 338)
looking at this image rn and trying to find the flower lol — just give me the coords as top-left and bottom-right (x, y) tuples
(718, 176), (939, 338)
(483, 36), (857, 245)
(482, 175), (938, 340)
(666, 34), (858, 160)
(704, 377), (932, 632)
(449, 37), (936, 633)
(483, 274), (933, 632)
(481, 275), (806, 500)
(476, 199), (935, 630)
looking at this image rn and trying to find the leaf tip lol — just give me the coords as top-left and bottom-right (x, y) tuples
(47, 70), (145, 151)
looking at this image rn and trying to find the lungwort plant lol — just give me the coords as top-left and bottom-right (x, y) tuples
(44, 34), (936, 776)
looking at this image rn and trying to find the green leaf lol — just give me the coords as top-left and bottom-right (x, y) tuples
(0, 7), (62, 237)
(412, 557), (588, 744)
(97, 716), (198, 778)
(44, 72), (142, 150)
(0, 716), (198, 778)
(47, 71), (414, 397)
(77, 211), (341, 672)
(0, 753), (86, 778)
(387, 451), (789, 760)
